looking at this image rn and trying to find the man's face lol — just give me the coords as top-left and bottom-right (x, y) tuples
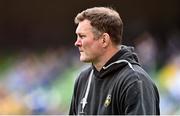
(75, 19), (103, 63)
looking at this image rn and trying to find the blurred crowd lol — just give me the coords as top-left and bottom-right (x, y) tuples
(0, 47), (83, 114)
(134, 29), (180, 114)
(0, 29), (180, 114)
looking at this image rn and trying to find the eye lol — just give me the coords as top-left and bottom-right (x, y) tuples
(79, 34), (86, 39)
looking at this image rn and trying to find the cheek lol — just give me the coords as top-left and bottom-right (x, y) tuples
(82, 39), (93, 49)
(82, 39), (102, 55)
(90, 42), (103, 55)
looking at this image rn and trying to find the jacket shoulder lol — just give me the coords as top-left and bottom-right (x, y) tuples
(115, 64), (155, 90)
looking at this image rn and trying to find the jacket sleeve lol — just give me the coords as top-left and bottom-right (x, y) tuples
(69, 77), (79, 115)
(69, 96), (75, 115)
(121, 77), (160, 115)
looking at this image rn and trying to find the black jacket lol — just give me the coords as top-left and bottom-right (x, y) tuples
(69, 45), (160, 115)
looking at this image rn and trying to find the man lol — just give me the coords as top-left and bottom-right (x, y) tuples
(69, 7), (160, 115)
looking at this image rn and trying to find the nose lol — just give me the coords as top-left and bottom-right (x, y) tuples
(74, 38), (82, 47)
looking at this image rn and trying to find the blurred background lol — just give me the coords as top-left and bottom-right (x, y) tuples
(0, 0), (180, 114)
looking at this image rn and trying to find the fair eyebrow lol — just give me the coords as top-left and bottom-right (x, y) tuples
(76, 30), (86, 35)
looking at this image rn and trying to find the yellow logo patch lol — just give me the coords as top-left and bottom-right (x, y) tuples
(104, 94), (111, 107)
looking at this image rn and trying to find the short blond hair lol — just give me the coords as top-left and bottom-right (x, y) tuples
(75, 7), (123, 45)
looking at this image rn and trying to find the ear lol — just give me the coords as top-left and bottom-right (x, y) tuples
(101, 33), (111, 48)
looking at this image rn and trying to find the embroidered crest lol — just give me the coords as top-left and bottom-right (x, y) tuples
(104, 94), (111, 107)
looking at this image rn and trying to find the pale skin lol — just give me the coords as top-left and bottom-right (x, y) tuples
(75, 19), (120, 71)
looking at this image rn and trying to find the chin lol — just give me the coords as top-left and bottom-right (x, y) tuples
(80, 59), (89, 62)
(80, 57), (91, 63)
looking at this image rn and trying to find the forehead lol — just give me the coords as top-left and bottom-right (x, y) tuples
(75, 20), (93, 34)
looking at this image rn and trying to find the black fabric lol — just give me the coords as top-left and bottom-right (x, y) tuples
(69, 45), (160, 115)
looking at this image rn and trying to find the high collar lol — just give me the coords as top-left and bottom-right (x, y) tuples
(92, 45), (140, 79)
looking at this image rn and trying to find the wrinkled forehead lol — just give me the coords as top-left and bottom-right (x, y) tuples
(75, 20), (93, 34)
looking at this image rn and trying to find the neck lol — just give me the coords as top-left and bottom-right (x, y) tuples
(93, 46), (120, 71)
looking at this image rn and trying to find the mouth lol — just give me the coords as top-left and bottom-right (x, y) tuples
(79, 49), (83, 52)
